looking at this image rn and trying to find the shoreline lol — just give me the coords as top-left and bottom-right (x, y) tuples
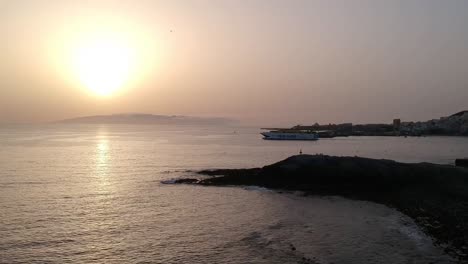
(174, 155), (468, 262)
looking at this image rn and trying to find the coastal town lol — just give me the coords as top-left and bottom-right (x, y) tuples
(287, 110), (468, 137)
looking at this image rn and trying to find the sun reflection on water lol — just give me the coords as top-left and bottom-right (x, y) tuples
(94, 128), (111, 181)
(96, 139), (109, 172)
(93, 129), (115, 197)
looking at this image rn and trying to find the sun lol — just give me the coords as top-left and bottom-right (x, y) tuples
(50, 20), (162, 97)
(71, 35), (136, 96)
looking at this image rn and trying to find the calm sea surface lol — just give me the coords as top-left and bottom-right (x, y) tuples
(1, 124), (468, 264)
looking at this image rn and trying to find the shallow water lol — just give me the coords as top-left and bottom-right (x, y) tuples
(1, 124), (467, 263)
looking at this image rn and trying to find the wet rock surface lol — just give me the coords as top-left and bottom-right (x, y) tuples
(173, 178), (200, 184)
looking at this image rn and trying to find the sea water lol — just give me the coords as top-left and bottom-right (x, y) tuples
(1, 124), (467, 263)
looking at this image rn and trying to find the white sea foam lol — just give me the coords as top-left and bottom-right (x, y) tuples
(398, 222), (430, 250)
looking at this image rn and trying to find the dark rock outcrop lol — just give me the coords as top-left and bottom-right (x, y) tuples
(173, 178), (200, 184)
(456, 159), (468, 168)
(179, 155), (468, 261)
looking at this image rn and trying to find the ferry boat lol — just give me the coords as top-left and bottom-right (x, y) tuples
(261, 129), (319, 140)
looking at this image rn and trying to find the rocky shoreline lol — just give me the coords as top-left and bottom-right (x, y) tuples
(174, 155), (468, 262)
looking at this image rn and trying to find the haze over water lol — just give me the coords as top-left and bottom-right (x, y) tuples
(2, 124), (467, 263)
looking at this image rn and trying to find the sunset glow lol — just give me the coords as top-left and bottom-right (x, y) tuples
(70, 35), (137, 96)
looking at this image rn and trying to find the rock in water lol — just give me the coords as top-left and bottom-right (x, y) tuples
(188, 154), (468, 261)
(455, 158), (468, 168)
(174, 178), (199, 184)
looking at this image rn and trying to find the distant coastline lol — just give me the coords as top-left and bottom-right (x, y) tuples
(55, 113), (236, 126)
(266, 110), (468, 137)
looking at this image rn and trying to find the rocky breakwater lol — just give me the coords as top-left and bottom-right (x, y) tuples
(456, 159), (468, 168)
(175, 155), (468, 262)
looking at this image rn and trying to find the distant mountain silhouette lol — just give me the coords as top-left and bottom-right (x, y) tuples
(56, 113), (235, 125)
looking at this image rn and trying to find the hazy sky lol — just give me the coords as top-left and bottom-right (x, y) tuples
(1, 0), (467, 125)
